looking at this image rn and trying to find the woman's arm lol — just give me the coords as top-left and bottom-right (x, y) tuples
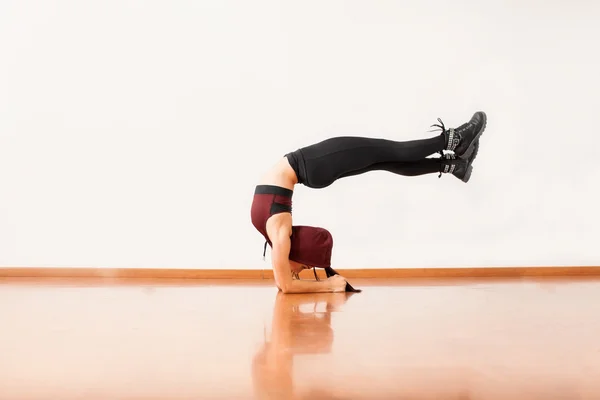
(267, 215), (346, 293)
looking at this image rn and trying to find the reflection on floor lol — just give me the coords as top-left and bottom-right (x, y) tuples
(1, 277), (600, 399)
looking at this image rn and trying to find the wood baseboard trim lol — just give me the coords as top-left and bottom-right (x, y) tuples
(1, 266), (600, 280)
(294, 266), (600, 280)
(0, 268), (265, 280)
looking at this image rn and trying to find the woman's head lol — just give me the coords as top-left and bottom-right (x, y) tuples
(289, 260), (310, 274)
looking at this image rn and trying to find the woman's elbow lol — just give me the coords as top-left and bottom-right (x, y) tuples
(277, 281), (293, 294)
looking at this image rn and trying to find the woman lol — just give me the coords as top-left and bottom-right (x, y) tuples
(251, 111), (487, 293)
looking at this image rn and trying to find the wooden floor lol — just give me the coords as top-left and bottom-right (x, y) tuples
(1, 277), (600, 399)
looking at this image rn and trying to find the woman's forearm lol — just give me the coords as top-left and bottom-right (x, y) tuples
(280, 277), (338, 293)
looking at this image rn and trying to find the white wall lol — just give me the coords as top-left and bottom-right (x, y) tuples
(1, 0), (599, 269)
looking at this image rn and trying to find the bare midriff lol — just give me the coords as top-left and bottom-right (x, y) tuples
(258, 156), (298, 191)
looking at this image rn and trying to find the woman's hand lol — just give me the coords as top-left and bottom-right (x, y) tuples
(328, 274), (347, 292)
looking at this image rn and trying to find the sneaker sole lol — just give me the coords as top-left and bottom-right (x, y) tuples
(462, 165), (473, 183)
(459, 111), (487, 160)
(457, 138), (479, 183)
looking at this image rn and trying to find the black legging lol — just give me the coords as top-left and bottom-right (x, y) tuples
(287, 134), (445, 189)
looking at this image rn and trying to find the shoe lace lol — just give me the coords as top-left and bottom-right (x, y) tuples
(429, 117), (447, 157)
(429, 118), (448, 178)
(429, 117), (446, 134)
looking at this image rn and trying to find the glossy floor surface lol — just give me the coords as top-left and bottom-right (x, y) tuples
(2, 277), (600, 399)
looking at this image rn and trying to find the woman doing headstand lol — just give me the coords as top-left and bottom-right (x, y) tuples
(250, 111), (487, 293)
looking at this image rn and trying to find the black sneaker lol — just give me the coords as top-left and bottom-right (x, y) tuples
(432, 111), (487, 159)
(440, 139), (479, 183)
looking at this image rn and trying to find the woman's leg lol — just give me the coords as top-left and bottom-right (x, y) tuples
(294, 135), (443, 188)
(337, 140), (479, 183)
(291, 111), (486, 188)
(337, 158), (442, 179)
